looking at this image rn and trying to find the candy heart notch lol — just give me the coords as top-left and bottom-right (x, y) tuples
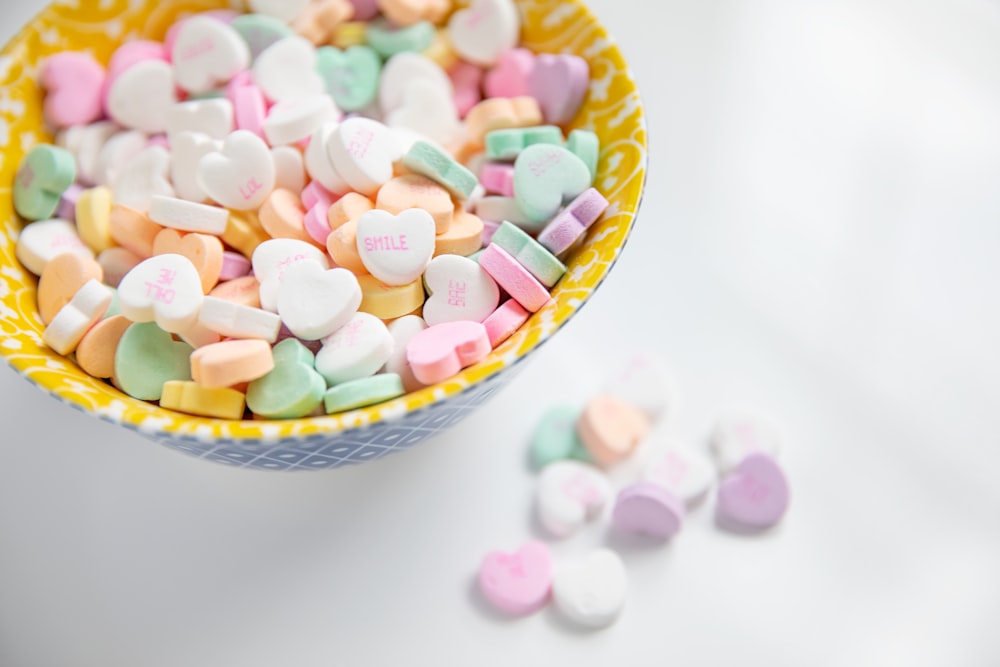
(197, 130), (276, 210)
(422, 254), (500, 326)
(40, 52), (106, 128)
(117, 253), (204, 333)
(277, 260), (362, 340)
(537, 460), (613, 538)
(317, 45), (381, 112)
(448, 0), (520, 66)
(513, 144), (592, 225)
(478, 541), (552, 616)
(717, 453), (790, 529)
(552, 549), (628, 629)
(405, 320), (491, 386)
(356, 208), (436, 286)
(246, 338), (326, 419)
(114, 321), (194, 401)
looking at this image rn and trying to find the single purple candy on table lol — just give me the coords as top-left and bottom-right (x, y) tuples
(537, 187), (609, 256)
(612, 480), (685, 539)
(716, 452), (790, 529)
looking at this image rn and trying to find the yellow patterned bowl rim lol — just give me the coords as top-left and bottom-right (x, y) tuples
(0, 0), (647, 443)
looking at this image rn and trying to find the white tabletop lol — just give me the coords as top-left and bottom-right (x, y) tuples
(2, 1), (1000, 665)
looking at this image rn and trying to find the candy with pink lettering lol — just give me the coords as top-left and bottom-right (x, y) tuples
(717, 453), (790, 529)
(513, 143), (591, 224)
(315, 311), (394, 385)
(479, 541), (552, 616)
(117, 253), (204, 333)
(537, 460), (612, 538)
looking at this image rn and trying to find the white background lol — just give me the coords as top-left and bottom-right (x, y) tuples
(2, 0), (1000, 665)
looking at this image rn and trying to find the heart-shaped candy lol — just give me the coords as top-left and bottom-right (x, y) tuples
(277, 260), (362, 340)
(536, 187), (609, 256)
(327, 117), (402, 196)
(305, 122), (352, 195)
(530, 405), (590, 469)
(37, 252), (104, 325)
(317, 45), (381, 112)
(171, 132), (222, 203)
(576, 394), (650, 467)
(552, 549), (627, 629)
(40, 52), (105, 128)
(112, 146), (175, 213)
(231, 13), (294, 59)
(448, 0), (519, 66)
(246, 338), (327, 419)
(253, 35), (324, 102)
(263, 94), (339, 147)
(642, 444), (715, 506)
(152, 228), (224, 294)
(717, 453), (790, 529)
(114, 321), (194, 401)
(483, 48), (534, 98)
(711, 412), (783, 474)
(251, 238), (330, 312)
(171, 16), (250, 94)
(422, 254), (499, 326)
(405, 320), (491, 385)
(93, 130), (147, 187)
(248, 0), (312, 22)
(383, 314), (427, 393)
(315, 312), (394, 385)
(528, 53), (589, 125)
(479, 541), (552, 616)
(106, 60), (177, 134)
(513, 144), (592, 225)
(272, 146), (307, 195)
(355, 208), (436, 286)
(536, 460), (612, 538)
(42, 279), (112, 356)
(197, 130), (276, 210)
(612, 481), (685, 539)
(14, 144), (77, 221)
(118, 253), (204, 333)
(378, 52), (453, 114)
(387, 78), (463, 147)
(166, 99), (234, 140)
(15, 218), (93, 276)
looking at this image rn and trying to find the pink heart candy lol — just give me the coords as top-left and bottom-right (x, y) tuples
(484, 48), (535, 99)
(528, 53), (589, 125)
(479, 541), (552, 616)
(717, 453), (790, 529)
(405, 320), (491, 385)
(41, 52), (106, 129)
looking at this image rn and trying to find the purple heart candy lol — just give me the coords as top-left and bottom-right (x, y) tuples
(612, 481), (685, 539)
(528, 54), (590, 125)
(717, 453), (790, 528)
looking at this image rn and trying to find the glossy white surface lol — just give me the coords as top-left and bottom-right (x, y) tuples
(2, 0), (1000, 664)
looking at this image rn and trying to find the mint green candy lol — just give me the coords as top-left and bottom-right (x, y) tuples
(365, 19), (434, 58)
(324, 373), (405, 414)
(232, 14), (294, 60)
(485, 125), (564, 161)
(114, 322), (193, 401)
(246, 339), (326, 419)
(14, 144), (76, 221)
(513, 144), (592, 224)
(490, 221), (566, 288)
(317, 45), (381, 112)
(403, 141), (478, 200)
(531, 405), (591, 468)
(566, 129), (599, 181)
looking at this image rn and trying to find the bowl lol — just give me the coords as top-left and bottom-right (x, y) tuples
(0, 0), (647, 470)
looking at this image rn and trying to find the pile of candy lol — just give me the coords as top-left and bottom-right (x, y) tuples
(478, 354), (791, 628)
(11, 0), (610, 420)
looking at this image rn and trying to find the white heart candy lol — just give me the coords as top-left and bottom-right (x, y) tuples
(251, 238), (330, 312)
(422, 254), (500, 326)
(197, 130), (276, 210)
(171, 17), (249, 94)
(355, 208), (436, 286)
(167, 99), (234, 140)
(15, 218), (93, 276)
(106, 60), (178, 134)
(304, 121), (351, 194)
(379, 52), (453, 115)
(61, 120), (118, 186)
(118, 253), (204, 333)
(42, 279), (112, 355)
(387, 78), (463, 147)
(711, 411), (783, 474)
(277, 260), (362, 341)
(93, 130), (147, 187)
(248, 0), (311, 23)
(253, 36), (324, 103)
(448, 0), (520, 66)
(382, 314), (428, 393)
(552, 549), (627, 629)
(315, 312), (394, 385)
(642, 441), (715, 506)
(171, 132), (222, 202)
(263, 94), (339, 146)
(602, 352), (677, 421)
(327, 117), (402, 196)
(271, 145), (307, 194)
(112, 145), (174, 213)
(536, 460), (613, 538)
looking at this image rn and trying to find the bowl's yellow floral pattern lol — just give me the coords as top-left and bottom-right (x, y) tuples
(0, 0), (646, 453)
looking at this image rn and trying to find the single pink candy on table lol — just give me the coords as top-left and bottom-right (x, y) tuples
(484, 48), (535, 98)
(406, 320), (492, 386)
(479, 162), (515, 197)
(612, 481), (685, 539)
(479, 541), (553, 616)
(717, 452), (790, 530)
(537, 187), (609, 256)
(478, 243), (551, 313)
(41, 52), (106, 129)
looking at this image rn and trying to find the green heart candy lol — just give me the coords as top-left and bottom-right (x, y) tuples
(114, 322), (194, 401)
(246, 338), (326, 419)
(531, 405), (592, 469)
(14, 144), (76, 221)
(566, 129), (599, 181)
(316, 45), (381, 112)
(365, 19), (434, 58)
(513, 144), (592, 225)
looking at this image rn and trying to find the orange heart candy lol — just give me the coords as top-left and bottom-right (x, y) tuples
(152, 228), (224, 293)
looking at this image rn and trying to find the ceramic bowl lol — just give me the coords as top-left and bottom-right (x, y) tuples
(0, 0), (647, 470)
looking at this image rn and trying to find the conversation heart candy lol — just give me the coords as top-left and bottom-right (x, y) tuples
(433, 210), (483, 257)
(64, 121), (117, 187)
(75, 185), (114, 253)
(171, 16), (250, 94)
(405, 320), (490, 385)
(76, 314), (131, 379)
(190, 338), (275, 388)
(258, 188), (314, 245)
(449, 61), (483, 117)
(478, 541), (552, 616)
(112, 145), (174, 213)
(271, 146), (307, 195)
(536, 460), (612, 538)
(531, 405), (590, 469)
(483, 48), (534, 98)
(386, 78), (462, 147)
(485, 125), (563, 161)
(327, 117), (402, 196)
(197, 130), (276, 210)
(15, 218), (93, 276)
(513, 144), (591, 225)
(601, 351), (676, 421)
(170, 132), (222, 203)
(478, 243), (550, 313)
(552, 549), (627, 629)
(376, 174), (453, 234)
(576, 394), (650, 468)
(253, 36), (324, 102)
(422, 254), (499, 326)
(355, 208), (436, 286)
(160, 381), (246, 420)
(252, 238), (330, 312)
(198, 296), (281, 342)
(323, 373), (406, 413)
(40, 52), (106, 129)
(92, 130), (146, 188)
(612, 481), (685, 539)
(382, 314), (427, 393)
(37, 252), (103, 325)
(106, 60), (178, 133)
(378, 52), (453, 114)
(464, 96), (543, 149)
(316, 44), (381, 112)
(97, 247), (142, 288)
(305, 121), (351, 194)
(537, 187), (609, 256)
(246, 338), (327, 419)
(42, 279), (112, 355)
(528, 53), (589, 125)
(357, 274), (424, 320)
(152, 228), (224, 294)
(365, 18), (433, 57)
(566, 129), (599, 180)
(717, 453), (790, 529)
(490, 220), (565, 288)
(711, 411), (783, 474)
(117, 253), (204, 333)
(263, 94), (339, 147)
(402, 141), (478, 201)
(290, 0), (354, 45)
(115, 321), (194, 401)
(14, 144), (77, 221)
(448, 0), (519, 66)
(166, 98), (235, 140)
(642, 444), (715, 507)
(482, 298), (529, 348)
(378, 0), (449, 26)
(315, 311), (394, 385)
(277, 261), (362, 340)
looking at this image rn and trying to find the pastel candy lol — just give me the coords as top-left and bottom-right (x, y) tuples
(490, 221), (565, 287)
(479, 162), (515, 196)
(576, 394), (650, 468)
(251, 238), (330, 312)
(111, 146), (175, 213)
(536, 460), (612, 538)
(513, 144), (591, 225)
(14, 145), (77, 221)
(190, 338), (275, 389)
(717, 453), (790, 529)
(316, 45), (381, 112)
(357, 274), (425, 320)
(382, 314), (427, 393)
(711, 411), (783, 474)
(197, 130), (276, 210)
(379, 52), (452, 114)
(387, 78), (462, 147)
(198, 296), (281, 342)
(475, 195), (536, 230)
(167, 99), (235, 141)
(263, 94), (339, 147)
(566, 129), (599, 180)
(161, 381), (246, 420)
(422, 254), (499, 326)
(272, 145), (307, 195)
(76, 314), (131, 379)
(106, 60), (178, 133)
(15, 218), (93, 276)
(315, 312), (394, 385)
(323, 373), (405, 413)
(464, 96), (542, 149)
(478, 541), (552, 616)
(478, 243), (550, 313)
(149, 196), (229, 236)
(108, 205), (163, 259)
(531, 405), (590, 469)
(209, 275), (262, 308)
(114, 321), (194, 401)
(40, 52), (106, 128)
(42, 279), (112, 355)
(375, 174), (454, 234)
(290, 0), (354, 46)
(231, 13), (294, 59)
(536, 188), (609, 256)
(356, 208), (437, 286)
(247, 338), (327, 419)
(612, 481), (685, 539)
(277, 261), (362, 340)
(483, 48), (533, 98)
(485, 125), (563, 161)
(528, 53), (589, 125)
(482, 298), (529, 348)
(643, 445), (715, 507)
(365, 19), (433, 58)
(118, 253), (204, 333)
(248, 0), (312, 22)
(75, 186), (115, 253)
(402, 141), (478, 200)
(405, 320), (491, 385)
(449, 61), (483, 117)
(327, 117), (401, 196)
(433, 210), (484, 258)
(152, 229), (224, 294)
(172, 16), (250, 94)
(447, 0), (519, 66)
(552, 550), (627, 629)
(97, 247), (142, 288)
(602, 352), (676, 421)
(258, 188), (316, 246)
(37, 252), (103, 325)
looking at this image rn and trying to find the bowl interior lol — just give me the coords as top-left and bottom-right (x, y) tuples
(0, 0), (647, 443)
